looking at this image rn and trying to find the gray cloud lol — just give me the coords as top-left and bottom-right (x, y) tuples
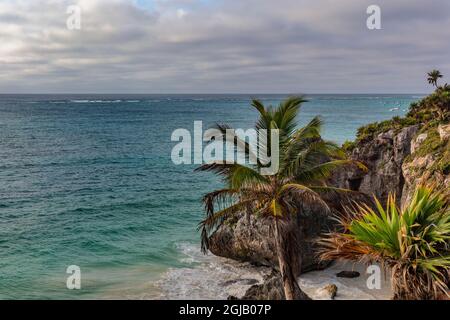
(0, 0), (449, 93)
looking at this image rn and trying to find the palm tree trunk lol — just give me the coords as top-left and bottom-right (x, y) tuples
(273, 219), (311, 300)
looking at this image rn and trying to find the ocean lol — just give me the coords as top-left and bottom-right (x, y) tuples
(0, 94), (421, 299)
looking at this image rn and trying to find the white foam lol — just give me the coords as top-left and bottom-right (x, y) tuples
(158, 245), (392, 300)
(155, 243), (270, 300)
(97, 243), (392, 300)
(70, 99), (122, 103)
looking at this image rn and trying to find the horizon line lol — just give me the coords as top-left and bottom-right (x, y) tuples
(0, 92), (428, 96)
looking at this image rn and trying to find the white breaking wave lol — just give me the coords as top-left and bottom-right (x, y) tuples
(97, 243), (392, 300)
(70, 100), (122, 103)
(155, 243), (270, 300)
(157, 244), (392, 300)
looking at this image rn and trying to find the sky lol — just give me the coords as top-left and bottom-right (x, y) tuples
(0, 0), (449, 94)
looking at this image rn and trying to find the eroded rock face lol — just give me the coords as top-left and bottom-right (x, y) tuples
(236, 270), (286, 300)
(207, 126), (414, 276)
(335, 123), (449, 208)
(411, 133), (428, 154)
(401, 126), (450, 205)
(208, 199), (332, 274)
(335, 125), (419, 206)
(439, 124), (450, 141)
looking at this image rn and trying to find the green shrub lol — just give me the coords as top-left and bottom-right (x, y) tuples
(342, 140), (356, 153)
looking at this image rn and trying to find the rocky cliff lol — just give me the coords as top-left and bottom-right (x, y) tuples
(208, 188), (370, 274)
(338, 124), (449, 207)
(401, 124), (450, 205)
(208, 126), (449, 276)
(208, 89), (449, 282)
(334, 125), (419, 206)
(208, 200), (331, 274)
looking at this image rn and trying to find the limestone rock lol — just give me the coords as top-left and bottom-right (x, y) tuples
(334, 125), (419, 206)
(438, 124), (450, 141)
(238, 270), (286, 300)
(208, 199), (333, 275)
(320, 284), (338, 300)
(411, 133), (428, 154)
(235, 270), (311, 300)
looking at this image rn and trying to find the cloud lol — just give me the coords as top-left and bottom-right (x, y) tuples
(0, 0), (449, 93)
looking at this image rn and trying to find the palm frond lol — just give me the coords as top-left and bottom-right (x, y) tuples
(280, 139), (343, 179)
(207, 123), (258, 162)
(295, 160), (367, 184)
(199, 199), (256, 253)
(274, 96), (306, 136)
(278, 183), (329, 210)
(196, 162), (268, 187)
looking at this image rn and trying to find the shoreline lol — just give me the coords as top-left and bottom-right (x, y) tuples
(156, 244), (392, 300)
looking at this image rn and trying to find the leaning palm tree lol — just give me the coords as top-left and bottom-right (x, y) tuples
(427, 70), (443, 88)
(196, 97), (365, 300)
(320, 185), (450, 300)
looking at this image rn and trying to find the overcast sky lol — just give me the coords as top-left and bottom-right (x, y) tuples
(0, 0), (449, 94)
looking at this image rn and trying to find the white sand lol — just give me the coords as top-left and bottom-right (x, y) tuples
(298, 261), (392, 300)
(156, 243), (393, 300)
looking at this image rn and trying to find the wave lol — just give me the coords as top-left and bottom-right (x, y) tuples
(70, 100), (123, 103)
(155, 244), (392, 300)
(155, 243), (269, 300)
(49, 101), (67, 104)
(67, 100), (144, 104)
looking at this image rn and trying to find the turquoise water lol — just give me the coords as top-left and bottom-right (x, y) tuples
(0, 94), (421, 299)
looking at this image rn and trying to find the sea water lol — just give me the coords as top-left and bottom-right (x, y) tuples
(0, 94), (420, 299)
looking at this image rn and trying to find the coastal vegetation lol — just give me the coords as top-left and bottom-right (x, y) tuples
(320, 185), (450, 299)
(322, 71), (450, 300)
(196, 97), (363, 300)
(198, 71), (449, 300)
(342, 71), (449, 204)
(344, 70), (450, 150)
(428, 69), (443, 88)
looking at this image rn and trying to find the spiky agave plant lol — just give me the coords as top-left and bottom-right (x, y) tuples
(196, 96), (365, 300)
(320, 185), (450, 300)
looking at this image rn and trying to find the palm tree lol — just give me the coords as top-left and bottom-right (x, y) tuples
(427, 70), (443, 88)
(197, 97), (365, 300)
(320, 185), (450, 300)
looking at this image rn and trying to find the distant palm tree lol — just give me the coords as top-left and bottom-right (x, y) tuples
(427, 70), (443, 88)
(197, 97), (365, 300)
(320, 185), (450, 300)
